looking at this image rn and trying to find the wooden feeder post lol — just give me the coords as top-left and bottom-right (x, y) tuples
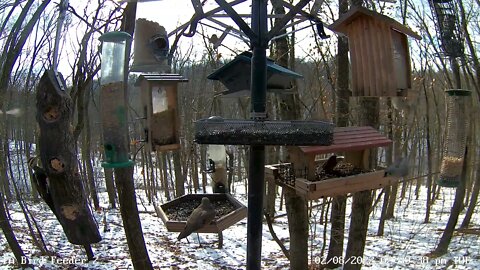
(330, 6), (421, 97)
(135, 74), (187, 152)
(99, 31), (133, 168)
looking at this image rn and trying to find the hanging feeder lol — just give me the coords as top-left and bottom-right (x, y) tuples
(131, 18), (170, 72)
(330, 6), (421, 97)
(135, 74), (188, 152)
(429, 0), (464, 57)
(99, 31), (134, 168)
(438, 89), (471, 187)
(207, 51), (303, 97)
(207, 145), (228, 192)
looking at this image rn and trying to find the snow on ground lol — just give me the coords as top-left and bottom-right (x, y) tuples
(0, 171), (479, 269)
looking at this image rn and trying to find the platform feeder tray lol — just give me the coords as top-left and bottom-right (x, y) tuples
(157, 193), (247, 233)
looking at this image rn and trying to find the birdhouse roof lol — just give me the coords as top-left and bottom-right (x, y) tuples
(134, 73), (188, 86)
(207, 51), (303, 81)
(298, 126), (392, 155)
(330, 6), (421, 40)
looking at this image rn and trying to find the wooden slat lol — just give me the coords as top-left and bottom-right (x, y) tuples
(356, 17), (369, 96)
(375, 21), (389, 95)
(368, 18), (382, 96)
(299, 126), (392, 155)
(347, 27), (361, 96)
(296, 170), (399, 200)
(383, 23), (396, 95)
(364, 17), (376, 96)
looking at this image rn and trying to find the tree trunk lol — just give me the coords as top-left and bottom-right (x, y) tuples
(114, 166), (153, 269)
(285, 189), (308, 270)
(173, 151), (184, 197)
(104, 168), (116, 208)
(0, 191), (30, 268)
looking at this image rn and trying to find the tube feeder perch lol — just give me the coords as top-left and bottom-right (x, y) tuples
(330, 6), (421, 97)
(438, 89), (471, 187)
(99, 31), (134, 168)
(207, 51), (303, 97)
(135, 74), (188, 152)
(271, 126), (398, 200)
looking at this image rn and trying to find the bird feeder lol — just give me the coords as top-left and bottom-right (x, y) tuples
(99, 31), (134, 168)
(266, 126), (398, 200)
(330, 6), (421, 97)
(131, 18), (169, 72)
(438, 89), (471, 187)
(207, 51), (303, 97)
(135, 74), (188, 152)
(208, 145), (228, 192)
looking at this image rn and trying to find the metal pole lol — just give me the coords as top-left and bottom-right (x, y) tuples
(247, 0), (267, 269)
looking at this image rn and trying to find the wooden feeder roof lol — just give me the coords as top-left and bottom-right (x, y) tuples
(299, 126), (392, 155)
(207, 51), (303, 96)
(134, 73), (188, 86)
(330, 6), (421, 40)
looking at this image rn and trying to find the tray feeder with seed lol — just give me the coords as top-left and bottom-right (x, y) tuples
(157, 193), (247, 233)
(266, 126), (400, 200)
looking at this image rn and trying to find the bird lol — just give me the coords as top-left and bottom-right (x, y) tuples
(28, 156), (57, 216)
(384, 157), (409, 178)
(322, 155), (338, 175)
(177, 197), (216, 242)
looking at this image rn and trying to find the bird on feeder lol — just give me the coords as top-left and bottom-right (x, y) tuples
(322, 155), (338, 175)
(28, 156), (56, 215)
(384, 157), (409, 178)
(177, 197), (216, 243)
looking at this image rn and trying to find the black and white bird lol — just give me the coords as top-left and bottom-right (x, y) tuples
(177, 197), (216, 242)
(384, 157), (409, 178)
(28, 156), (56, 215)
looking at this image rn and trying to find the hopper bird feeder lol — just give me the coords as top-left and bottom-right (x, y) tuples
(135, 74), (188, 152)
(99, 31), (134, 168)
(207, 51), (303, 97)
(330, 6), (421, 97)
(267, 126), (398, 200)
(438, 89), (471, 187)
(157, 193), (247, 246)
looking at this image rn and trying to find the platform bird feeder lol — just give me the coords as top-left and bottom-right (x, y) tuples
(207, 51), (303, 97)
(157, 193), (247, 235)
(135, 74), (188, 152)
(266, 126), (399, 200)
(99, 31), (134, 168)
(438, 89), (471, 187)
(330, 6), (421, 97)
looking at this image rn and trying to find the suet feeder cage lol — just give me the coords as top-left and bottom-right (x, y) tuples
(131, 18), (169, 72)
(207, 51), (303, 97)
(157, 193), (247, 234)
(438, 89), (471, 187)
(135, 74), (188, 152)
(330, 6), (421, 97)
(266, 126), (398, 200)
(99, 31), (133, 168)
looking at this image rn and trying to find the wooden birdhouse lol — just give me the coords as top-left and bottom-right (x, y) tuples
(330, 6), (421, 97)
(135, 74), (188, 152)
(207, 51), (303, 97)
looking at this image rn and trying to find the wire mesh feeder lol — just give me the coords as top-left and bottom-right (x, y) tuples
(438, 89), (471, 187)
(195, 118), (334, 146)
(430, 0), (464, 57)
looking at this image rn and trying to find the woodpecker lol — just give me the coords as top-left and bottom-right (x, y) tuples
(28, 156), (56, 215)
(178, 197), (216, 242)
